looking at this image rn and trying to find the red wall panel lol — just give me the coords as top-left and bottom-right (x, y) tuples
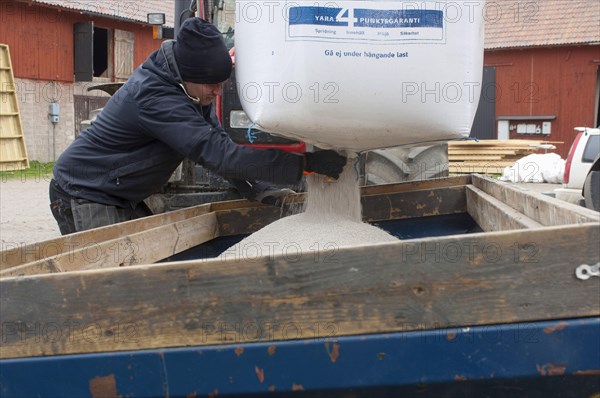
(4, 2), (598, 158)
(485, 46), (600, 157)
(0, 2), (163, 82)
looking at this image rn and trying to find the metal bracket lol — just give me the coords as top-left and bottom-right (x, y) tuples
(575, 263), (600, 280)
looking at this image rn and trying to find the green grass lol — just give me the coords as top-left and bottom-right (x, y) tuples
(0, 161), (55, 182)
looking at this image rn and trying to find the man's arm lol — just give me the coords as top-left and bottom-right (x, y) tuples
(138, 98), (304, 185)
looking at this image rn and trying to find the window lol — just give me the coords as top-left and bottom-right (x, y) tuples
(582, 135), (599, 163)
(93, 27), (111, 78)
(74, 22), (134, 82)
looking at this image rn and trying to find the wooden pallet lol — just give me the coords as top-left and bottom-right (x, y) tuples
(448, 140), (562, 174)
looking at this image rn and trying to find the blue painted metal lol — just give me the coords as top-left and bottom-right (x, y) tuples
(373, 212), (482, 239)
(1, 318), (599, 397)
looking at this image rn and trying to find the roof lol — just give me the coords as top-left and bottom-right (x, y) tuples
(484, 0), (600, 49)
(24, 0), (600, 49)
(29, 0), (176, 27)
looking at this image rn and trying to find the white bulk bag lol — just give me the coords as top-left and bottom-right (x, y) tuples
(235, 0), (485, 152)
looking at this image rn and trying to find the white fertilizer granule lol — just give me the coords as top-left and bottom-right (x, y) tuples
(221, 158), (399, 261)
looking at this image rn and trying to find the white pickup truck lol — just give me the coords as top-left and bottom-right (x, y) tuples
(555, 127), (600, 209)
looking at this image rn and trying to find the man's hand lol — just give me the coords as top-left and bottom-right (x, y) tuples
(255, 187), (295, 207)
(304, 150), (347, 179)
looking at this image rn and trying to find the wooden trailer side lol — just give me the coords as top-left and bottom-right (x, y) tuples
(1, 223), (598, 359)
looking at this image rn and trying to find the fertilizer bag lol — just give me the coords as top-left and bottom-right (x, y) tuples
(234, 0), (485, 151)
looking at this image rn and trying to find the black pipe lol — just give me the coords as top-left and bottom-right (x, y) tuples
(174, 0), (193, 36)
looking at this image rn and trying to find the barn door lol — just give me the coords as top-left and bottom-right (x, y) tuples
(114, 29), (134, 81)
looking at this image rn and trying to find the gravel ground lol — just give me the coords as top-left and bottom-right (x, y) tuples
(0, 177), (61, 248)
(0, 177), (563, 250)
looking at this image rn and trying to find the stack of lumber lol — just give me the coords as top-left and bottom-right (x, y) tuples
(448, 139), (561, 174)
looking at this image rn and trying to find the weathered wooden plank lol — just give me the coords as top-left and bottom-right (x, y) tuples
(216, 185), (468, 237)
(450, 161), (516, 167)
(449, 149), (533, 155)
(209, 198), (269, 211)
(449, 139), (562, 147)
(449, 165), (509, 175)
(472, 174), (600, 225)
(0, 213), (219, 278)
(1, 223), (597, 359)
(0, 203), (213, 270)
(213, 175), (472, 209)
(216, 184), (469, 236)
(449, 155), (506, 161)
(0, 177), (471, 272)
(362, 186), (467, 222)
(360, 175), (470, 196)
(0, 177), (469, 266)
(216, 206), (283, 236)
(466, 185), (543, 232)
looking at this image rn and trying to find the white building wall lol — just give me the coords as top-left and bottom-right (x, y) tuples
(14, 78), (109, 162)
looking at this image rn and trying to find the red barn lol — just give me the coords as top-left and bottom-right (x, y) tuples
(2, 0), (599, 161)
(0, 0), (174, 161)
(478, 0), (600, 157)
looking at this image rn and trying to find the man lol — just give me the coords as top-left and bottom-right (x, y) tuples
(50, 18), (346, 235)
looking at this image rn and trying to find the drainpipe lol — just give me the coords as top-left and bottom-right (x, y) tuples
(175, 0), (194, 36)
(48, 102), (60, 161)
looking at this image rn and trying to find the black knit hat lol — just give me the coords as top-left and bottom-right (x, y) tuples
(174, 18), (232, 84)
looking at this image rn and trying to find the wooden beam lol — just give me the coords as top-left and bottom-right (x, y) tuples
(1, 176), (471, 270)
(0, 212), (219, 278)
(362, 186), (467, 222)
(466, 185), (543, 232)
(360, 175), (470, 196)
(1, 185), (468, 277)
(0, 177), (471, 273)
(214, 175), (472, 208)
(216, 206), (283, 236)
(1, 223), (598, 359)
(449, 149), (536, 155)
(472, 174), (600, 226)
(450, 161), (516, 167)
(449, 139), (562, 147)
(449, 155), (506, 161)
(215, 183), (469, 236)
(1, 203), (213, 270)
(216, 185), (468, 237)
(449, 165), (509, 175)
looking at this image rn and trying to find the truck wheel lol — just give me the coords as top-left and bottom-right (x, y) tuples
(365, 144), (449, 184)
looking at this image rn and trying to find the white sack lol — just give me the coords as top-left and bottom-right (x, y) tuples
(499, 153), (565, 183)
(235, 0), (485, 152)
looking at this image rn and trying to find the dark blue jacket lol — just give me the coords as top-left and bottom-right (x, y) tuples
(53, 41), (303, 208)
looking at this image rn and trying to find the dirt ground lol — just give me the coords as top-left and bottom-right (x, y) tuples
(0, 177), (61, 248)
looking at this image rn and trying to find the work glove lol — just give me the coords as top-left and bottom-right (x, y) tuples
(255, 187), (296, 207)
(304, 150), (347, 179)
